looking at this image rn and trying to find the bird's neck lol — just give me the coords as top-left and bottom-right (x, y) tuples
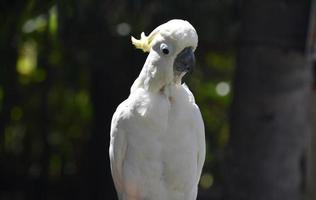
(131, 53), (179, 94)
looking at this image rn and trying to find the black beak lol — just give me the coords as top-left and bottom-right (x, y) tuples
(174, 47), (195, 73)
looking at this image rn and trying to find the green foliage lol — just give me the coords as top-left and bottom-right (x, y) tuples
(0, 0), (92, 184)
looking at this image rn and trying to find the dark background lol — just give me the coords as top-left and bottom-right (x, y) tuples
(0, 0), (314, 200)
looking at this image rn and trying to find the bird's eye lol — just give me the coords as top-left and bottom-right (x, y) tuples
(160, 43), (170, 55)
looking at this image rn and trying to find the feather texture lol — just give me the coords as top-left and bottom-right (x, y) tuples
(109, 19), (205, 200)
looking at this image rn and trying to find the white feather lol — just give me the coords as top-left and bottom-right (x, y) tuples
(109, 19), (205, 200)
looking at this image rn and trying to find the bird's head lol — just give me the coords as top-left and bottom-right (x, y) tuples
(131, 19), (198, 91)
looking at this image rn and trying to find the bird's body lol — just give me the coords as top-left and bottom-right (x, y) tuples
(109, 19), (205, 200)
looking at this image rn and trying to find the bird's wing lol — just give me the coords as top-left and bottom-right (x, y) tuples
(109, 100), (129, 197)
(182, 83), (206, 184)
(193, 104), (206, 184)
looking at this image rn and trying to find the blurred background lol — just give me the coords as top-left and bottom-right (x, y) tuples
(0, 0), (315, 200)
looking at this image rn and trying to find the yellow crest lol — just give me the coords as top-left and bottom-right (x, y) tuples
(131, 31), (158, 53)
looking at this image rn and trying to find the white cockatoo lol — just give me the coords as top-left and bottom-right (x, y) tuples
(109, 19), (205, 200)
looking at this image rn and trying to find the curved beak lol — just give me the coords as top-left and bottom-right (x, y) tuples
(174, 47), (195, 73)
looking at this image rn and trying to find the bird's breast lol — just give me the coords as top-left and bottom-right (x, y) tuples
(123, 86), (198, 198)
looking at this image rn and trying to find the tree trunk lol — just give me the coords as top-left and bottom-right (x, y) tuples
(306, 1), (316, 198)
(224, 0), (311, 200)
(307, 90), (316, 199)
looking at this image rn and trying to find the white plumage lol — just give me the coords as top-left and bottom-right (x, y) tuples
(109, 19), (205, 200)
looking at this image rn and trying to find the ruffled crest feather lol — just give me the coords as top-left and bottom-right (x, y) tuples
(131, 30), (159, 53)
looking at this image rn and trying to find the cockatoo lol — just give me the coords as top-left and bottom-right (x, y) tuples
(109, 19), (205, 200)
